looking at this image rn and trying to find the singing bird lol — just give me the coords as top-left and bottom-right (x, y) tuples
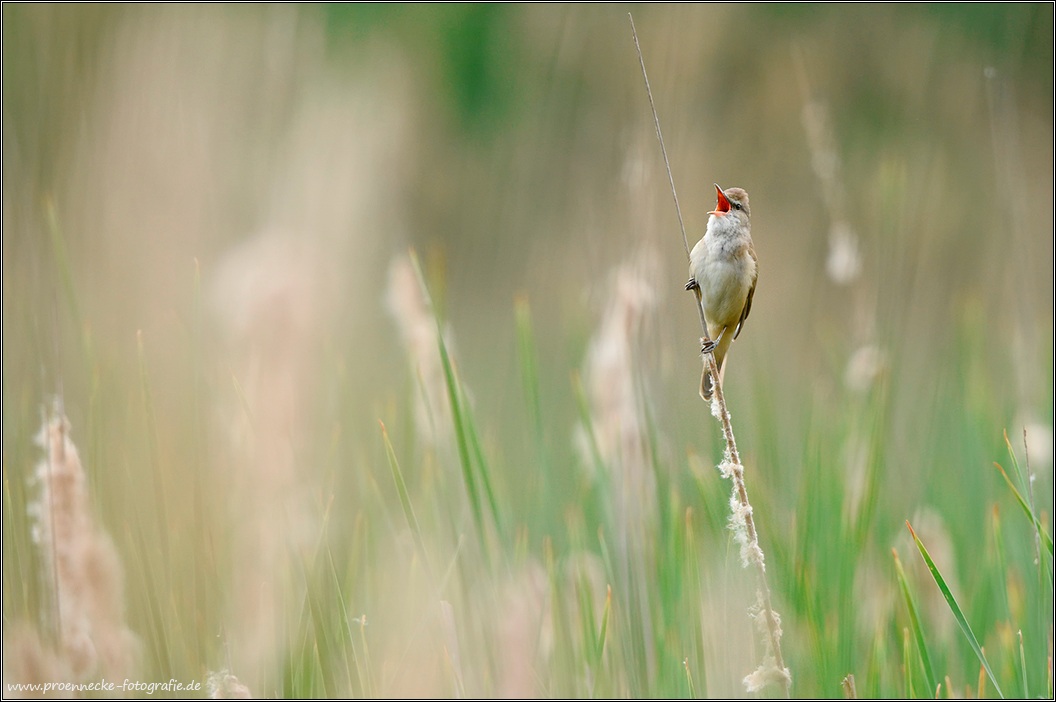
(686, 184), (757, 400)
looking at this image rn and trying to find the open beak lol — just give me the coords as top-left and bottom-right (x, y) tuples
(708, 183), (731, 216)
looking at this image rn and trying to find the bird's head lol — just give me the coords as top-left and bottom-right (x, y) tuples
(709, 184), (750, 219)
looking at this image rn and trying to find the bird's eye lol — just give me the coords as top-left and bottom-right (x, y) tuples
(732, 202), (742, 211)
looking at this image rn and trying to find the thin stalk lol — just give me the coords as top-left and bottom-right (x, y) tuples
(629, 13), (790, 697)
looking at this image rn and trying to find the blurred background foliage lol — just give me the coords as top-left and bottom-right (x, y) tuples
(2, 4), (1052, 698)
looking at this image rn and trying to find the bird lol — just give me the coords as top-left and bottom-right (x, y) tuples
(685, 184), (757, 401)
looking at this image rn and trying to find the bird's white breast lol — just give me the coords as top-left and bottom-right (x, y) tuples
(689, 215), (755, 329)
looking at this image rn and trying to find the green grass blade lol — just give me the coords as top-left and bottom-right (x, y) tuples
(323, 546), (360, 696)
(993, 460), (1054, 557)
(1017, 629), (1028, 699)
(463, 401), (505, 543)
(1047, 653), (1053, 699)
(515, 296), (548, 471)
(357, 615), (374, 698)
(901, 627), (913, 698)
(891, 548), (937, 695)
(406, 249), (488, 549)
(136, 331), (170, 560)
(44, 199), (85, 337)
(124, 521), (174, 676)
(569, 371), (602, 468)
(435, 328), (487, 546)
(596, 584), (611, 668)
(575, 570), (598, 661)
(379, 421), (430, 573)
(999, 430), (1055, 614)
(907, 521), (1004, 698)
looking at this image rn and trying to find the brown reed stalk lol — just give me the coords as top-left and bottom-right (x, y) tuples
(629, 14), (791, 696)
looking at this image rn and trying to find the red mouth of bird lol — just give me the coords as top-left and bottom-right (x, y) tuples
(709, 185), (731, 216)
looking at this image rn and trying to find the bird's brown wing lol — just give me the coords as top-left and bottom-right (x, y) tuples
(733, 242), (758, 340)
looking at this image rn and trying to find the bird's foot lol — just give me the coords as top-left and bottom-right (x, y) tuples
(700, 338), (716, 355)
(685, 277), (699, 291)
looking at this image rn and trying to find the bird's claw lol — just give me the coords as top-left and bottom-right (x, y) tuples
(700, 338), (716, 355)
(685, 277), (699, 291)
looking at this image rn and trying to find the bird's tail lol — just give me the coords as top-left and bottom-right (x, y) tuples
(699, 338), (730, 401)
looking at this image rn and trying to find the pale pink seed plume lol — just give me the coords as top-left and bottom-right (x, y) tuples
(826, 220), (863, 285)
(18, 404), (139, 687)
(31, 7), (412, 691)
(2, 623), (66, 699)
(844, 345), (887, 393)
(800, 99), (861, 286)
(852, 553), (897, 637)
(576, 253), (660, 536)
(573, 254), (662, 684)
(385, 254), (456, 450)
(494, 561), (551, 698)
(210, 230), (328, 690)
(195, 15), (409, 689)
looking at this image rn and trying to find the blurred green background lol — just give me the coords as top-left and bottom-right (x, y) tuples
(3, 4), (1052, 698)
